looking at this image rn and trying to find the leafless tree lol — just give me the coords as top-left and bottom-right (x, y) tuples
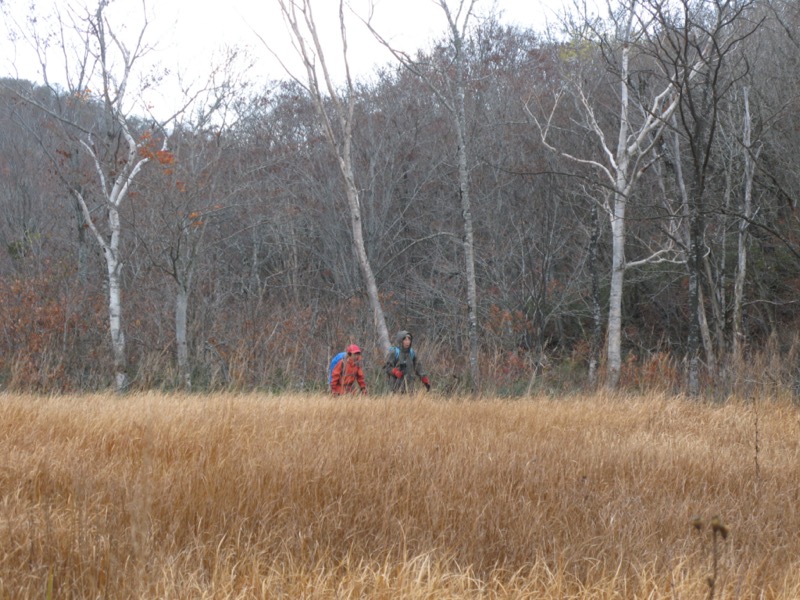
(365, 0), (482, 390)
(530, 0), (713, 389)
(2, 0), (166, 391)
(267, 0), (392, 357)
(647, 0), (760, 394)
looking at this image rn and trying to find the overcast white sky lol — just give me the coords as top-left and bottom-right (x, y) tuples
(1, 0), (589, 118)
(161, 0), (571, 74)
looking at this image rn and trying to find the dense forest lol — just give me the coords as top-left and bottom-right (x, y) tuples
(1, 0), (800, 396)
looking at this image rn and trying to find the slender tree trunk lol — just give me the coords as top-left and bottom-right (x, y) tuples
(73, 182), (90, 285)
(106, 206), (128, 392)
(453, 39), (480, 391)
(176, 281), (191, 391)
(733, 87), (756, 365)
(588, 202), (602, 388)
(604, 10), (637, 391)
(607, 187), (627, 390)
(697, 285), (715, 376)
(701, 255), (722, 372)
(342, 162), (391, 354)
(687, 222), (701, 396)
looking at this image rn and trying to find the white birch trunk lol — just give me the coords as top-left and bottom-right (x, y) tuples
(105, 208), (128, 391)
(606, 19), (633, 390)
(457, 124), (480, 390)
(733, 87), (757, 364)
(342, 155), (392, 354)
(607, 188), (627, 389)
(73, 180), (138, 392)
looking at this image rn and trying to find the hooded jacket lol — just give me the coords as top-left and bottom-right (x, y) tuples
(385, 330), (427, 391)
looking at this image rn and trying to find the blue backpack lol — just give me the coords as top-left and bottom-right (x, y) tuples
(329, 351), (347, 385)
(389, 346), (415, 364)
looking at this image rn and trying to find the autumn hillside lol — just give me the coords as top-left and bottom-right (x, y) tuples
(3, 1), (800, 396)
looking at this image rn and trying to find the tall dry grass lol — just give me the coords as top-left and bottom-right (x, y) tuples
(1, 391), (799, 598)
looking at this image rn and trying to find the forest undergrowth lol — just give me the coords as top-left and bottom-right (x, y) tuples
(1, 391), (799, 598)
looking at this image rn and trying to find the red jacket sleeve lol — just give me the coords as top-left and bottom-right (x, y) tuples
(356, 366), (366, 392)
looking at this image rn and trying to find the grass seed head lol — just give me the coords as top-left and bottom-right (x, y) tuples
(710, 516), (729, 540)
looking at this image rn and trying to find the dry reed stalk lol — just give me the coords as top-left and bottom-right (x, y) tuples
(0, 391), (799, 598)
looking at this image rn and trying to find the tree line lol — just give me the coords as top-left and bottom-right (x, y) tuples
(1, 0), (799, 396)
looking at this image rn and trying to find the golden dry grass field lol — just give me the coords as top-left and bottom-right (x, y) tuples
(1, 391), (799, 599)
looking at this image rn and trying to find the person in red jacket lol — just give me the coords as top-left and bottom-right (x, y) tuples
(331, 344), (367, 395)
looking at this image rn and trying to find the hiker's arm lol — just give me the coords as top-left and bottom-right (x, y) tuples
(384, 353), (397, 377)
(358, 368), (367, 393)
(414, 356), (431, 390)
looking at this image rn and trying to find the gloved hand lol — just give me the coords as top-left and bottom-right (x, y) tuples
(391, 368), (404, 379)
(421, 376), (431, 391)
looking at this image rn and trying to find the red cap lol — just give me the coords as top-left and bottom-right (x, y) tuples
(346, 344), (361, 354)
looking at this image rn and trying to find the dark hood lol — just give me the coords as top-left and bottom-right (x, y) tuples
(394, 330), (412, 347)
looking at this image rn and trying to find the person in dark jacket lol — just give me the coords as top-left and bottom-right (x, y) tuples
(385, 330), (430, 393)
(331, 344), (367, 395)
